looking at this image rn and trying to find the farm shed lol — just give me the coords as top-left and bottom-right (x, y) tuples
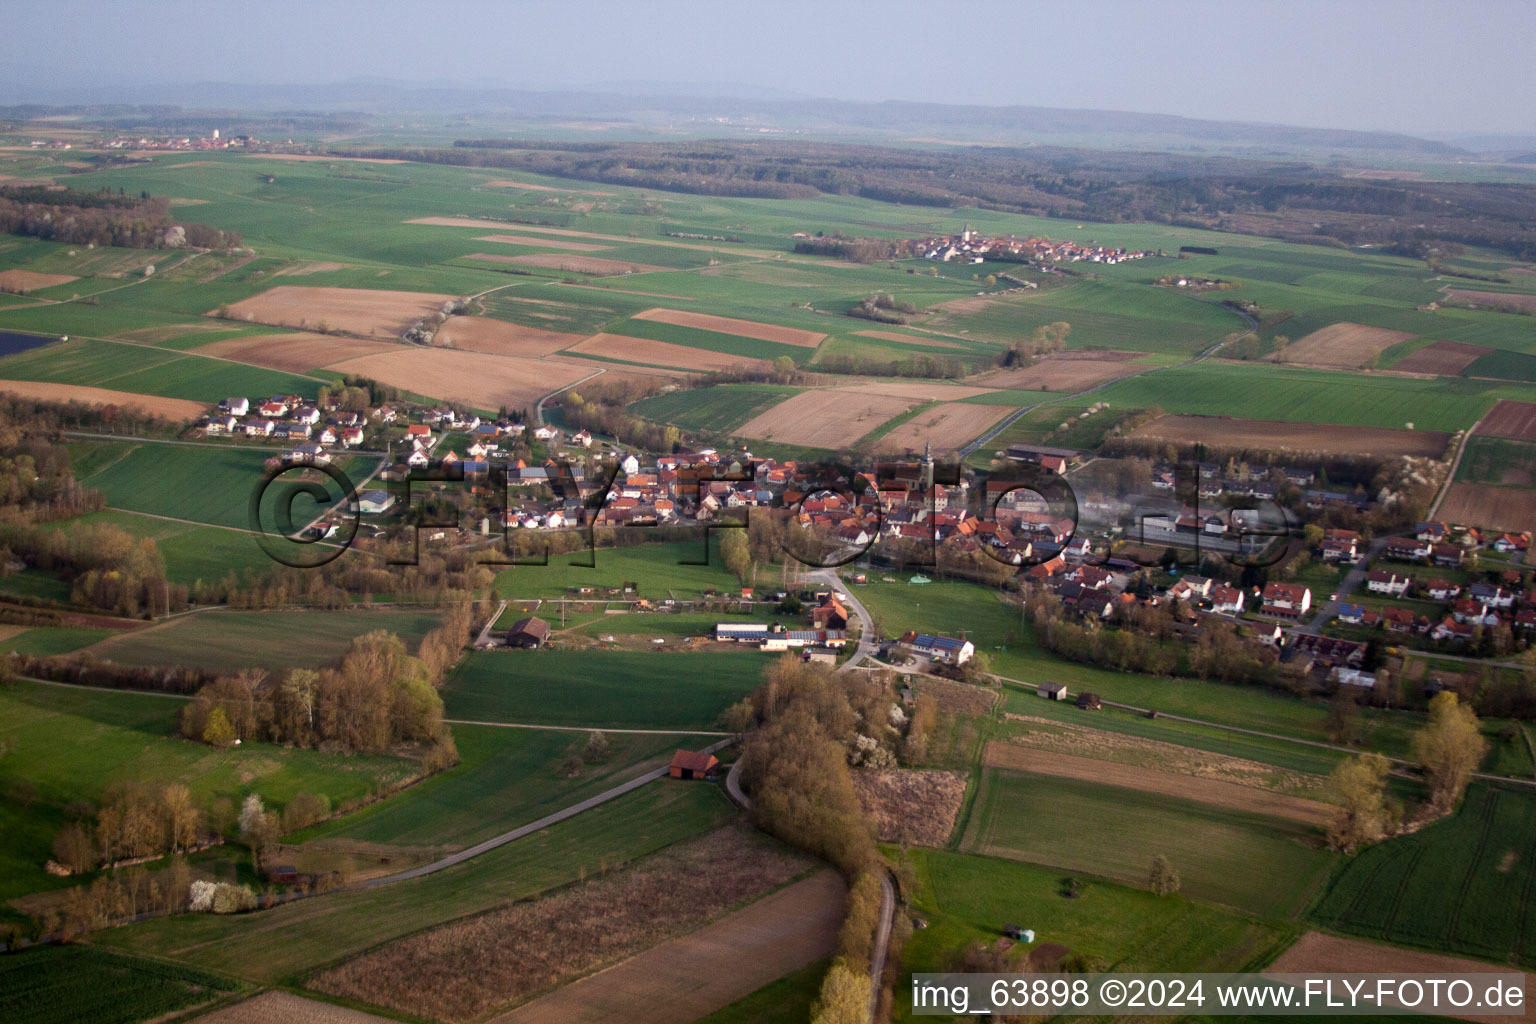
(1075, 692), (1102, 710)
(505, 616), (551, 648)
(669, 749), (720, 780)
(1038, 682), (1067, 701)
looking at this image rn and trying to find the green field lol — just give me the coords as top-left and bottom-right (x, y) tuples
(300, 722), (715, 848)
(630, 384), (802, 435)
(0, 626), (114, 656)
(0, 680), (417, 901)
(445, 649), (762, 730)
(898, 848), (1295, 1019)
(84, 608), (444, 673)
(1311, 783), (1536, 965)
(40, 508), (275, 585)
(0, 336), (319, 401)
(962, 769), (1338, 918)
(1090, 360), (1533, 433)
(695, 959), (827, 1024)
(0, 945), (242, 1024)
(70, 439), (348, 532)
(1455, 435), (1536, 486)
(493, 538), (741, 601)
(102, 781), (733, 982)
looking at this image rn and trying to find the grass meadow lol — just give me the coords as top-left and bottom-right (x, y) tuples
(0, 945), (242, 1024)
(83, 608), (444, 673)
(443, 649), (762, 731)
(102, 781), (733, 983)
(297, 722), (717, 848)
(961, 768), (1338, 919)
(0, 680), (417, 901)
(491, 537), (741, 601)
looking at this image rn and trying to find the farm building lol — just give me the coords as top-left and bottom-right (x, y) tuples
(668, 749), (719, 780)
(812, 596), (850, 630)
(802, 648), (837, 666)
(1038, 682), (1067, 701)
(505, 616), (551, 648)
(355, 489), (395, 514)
(897, 631), (975, 665)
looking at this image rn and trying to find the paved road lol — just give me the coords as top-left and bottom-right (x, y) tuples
(1295, 536), (1394, 635)
(810, 568), (878, 672)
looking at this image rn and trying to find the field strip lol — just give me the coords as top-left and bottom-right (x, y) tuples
(982, 741), (1334, 827)
(488, 870), (845, 1024)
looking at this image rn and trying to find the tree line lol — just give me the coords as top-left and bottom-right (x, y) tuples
(0, 187), (240, 250)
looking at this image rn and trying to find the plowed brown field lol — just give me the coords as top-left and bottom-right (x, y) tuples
(326, 348), (590, 410)
(434, 316), (583, 357)
(1394, 339), (1492, 375)
(217, 286), (453, 337)
(1274, 322), (1414, 369)
(0, 381), (206, 420)
(1477, 400), (1536, 440)
(199, 332), (397, 372)
(876, 401), (1013, 453)
(568, 333), (768, 373)
(1130, 414), (1448, 458)
(738, 389), (916, 448)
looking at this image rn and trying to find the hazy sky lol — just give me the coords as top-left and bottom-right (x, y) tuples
(10, 0), (1534, 135)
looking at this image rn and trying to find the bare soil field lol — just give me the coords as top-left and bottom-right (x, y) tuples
(491, 871), (843, 1024)
(1272, 322), (1415, 369)
(1437, 483), (1536, 533)
(326, 348), (590, 410)
(851, 769), (968, 846)
(199, 332), (397, 373)
(217, 286), (453, 337)
(633, 308), (826, 348)
(475, 253), (668, 276)
(1476, 400), (1536, 441)
(1266, 933), (1533, 1024)
(196, 992), (400, 1024)
(982, 742), (1334, 827)
(1447, 288), (1536, 311)
(979, 356), (1140, 391)
(554, 283), (696, 301)
(274, 261), (359, 276)
(0, 380), (206, 420)
(1394, 339), (1493, 375)
(842, 380), (995, 401)
(435, 316), (583, 357)
(0, 268), (76, 292)
(483, 180), (615, 196)
(474, 234), (612, 252)
(1129, 413), (1449, 458)
(913, 677), (999, 716)
(310, 828), (814, 1024)
(876, 401), (1013, 453)
(853, 329), (964, 349)
(737, 389), (918, 448)
(568, 333), (768, 373)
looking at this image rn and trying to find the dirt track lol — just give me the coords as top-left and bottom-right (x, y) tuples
(490, 871), (845, 1024)
(982, 742), (1335, 827)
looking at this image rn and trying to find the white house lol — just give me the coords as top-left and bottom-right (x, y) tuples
(1366, 571), (1410, 596)
(224, 397), (249, 416)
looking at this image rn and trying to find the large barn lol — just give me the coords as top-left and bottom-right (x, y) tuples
(505, 616), (550, 648)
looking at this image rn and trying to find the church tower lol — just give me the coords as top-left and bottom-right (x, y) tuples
(920, 440), (934, 490)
